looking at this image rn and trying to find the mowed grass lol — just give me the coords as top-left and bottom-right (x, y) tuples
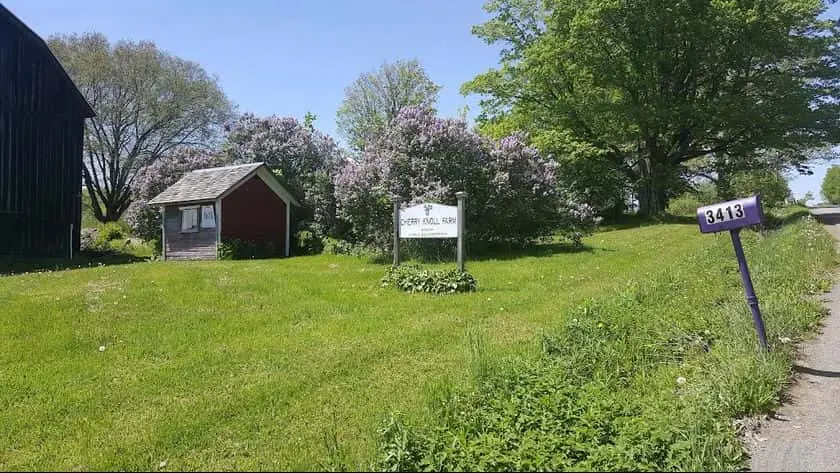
(0, 223), (759, 470)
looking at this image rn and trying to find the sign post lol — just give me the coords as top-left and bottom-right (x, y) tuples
(394, 194), (467, 272)
(696, 195), (769, 350)
(393, 199), (401, 267)
(456, 192), (467, 272)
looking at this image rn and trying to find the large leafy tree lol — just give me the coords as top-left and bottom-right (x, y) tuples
(336, 59), (441, 152)
(822, 165), (840, 204)
(728, 168), (791, 209)
(223, 114), (346, 238)
(464, 0), (840, 215)
(49, 33), (235, 222)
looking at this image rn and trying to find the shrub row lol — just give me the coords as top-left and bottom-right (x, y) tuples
(218, 238), (282, 260)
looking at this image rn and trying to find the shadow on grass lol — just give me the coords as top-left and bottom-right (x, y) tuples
(469, 242), (613, 262)
(597, 214), (697, 233)
(598, 208), (812, 233)
(779, 208), (811, 223)
(0, 251), (150, 276)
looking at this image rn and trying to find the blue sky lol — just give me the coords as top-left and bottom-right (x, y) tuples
(6, 0), (839, 202)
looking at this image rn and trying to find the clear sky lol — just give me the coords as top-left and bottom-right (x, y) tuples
(5, 0), (839, 203)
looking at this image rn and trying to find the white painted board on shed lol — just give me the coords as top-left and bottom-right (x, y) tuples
(400, 203), (458, 238)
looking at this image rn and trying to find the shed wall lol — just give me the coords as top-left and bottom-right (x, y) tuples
(163, 204), (217, 260)
(220, 176), (286, 254)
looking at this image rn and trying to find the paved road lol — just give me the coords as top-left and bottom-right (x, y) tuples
(749, 207), (840, 472)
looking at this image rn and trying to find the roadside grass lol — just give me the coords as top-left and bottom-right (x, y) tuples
(0, 221), (708, 470)
(376, 215), (836, 471)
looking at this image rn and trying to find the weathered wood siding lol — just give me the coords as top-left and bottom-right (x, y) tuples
(163, 204), (217, 260)
(0, 5), (93, 256)
(220, 176), (286, 252)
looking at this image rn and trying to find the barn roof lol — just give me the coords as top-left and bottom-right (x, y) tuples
(0, 4), (96, 118)
(148, 162), (300, 207)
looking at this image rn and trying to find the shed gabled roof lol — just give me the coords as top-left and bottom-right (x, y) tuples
(0, 4), (96, 118)
(148, 162), (300, 207)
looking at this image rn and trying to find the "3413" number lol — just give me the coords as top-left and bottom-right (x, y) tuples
(705, 203), (744, 224)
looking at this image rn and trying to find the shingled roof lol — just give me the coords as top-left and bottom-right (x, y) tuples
(148, 162), (299, 206)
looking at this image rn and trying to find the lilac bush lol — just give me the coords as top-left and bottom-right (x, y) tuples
(223, 113), (345, 238)
(335, 107), (596, 251)
(125, 148), (227, 244)
(333, 151), (394, 249)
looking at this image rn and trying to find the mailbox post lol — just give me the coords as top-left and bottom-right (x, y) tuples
(696, 195), (769, 350)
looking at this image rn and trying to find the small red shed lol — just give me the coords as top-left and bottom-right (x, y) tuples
(148, 162), (300, 260)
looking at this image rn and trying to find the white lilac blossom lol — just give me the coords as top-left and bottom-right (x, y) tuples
(223, 114), (346, 238)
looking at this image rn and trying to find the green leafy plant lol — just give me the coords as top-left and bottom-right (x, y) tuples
(667, 193), (703, 217)
(381, 264), (477, 294)
(218, 238), (281, 260)
(80, 228), (108, 253)
(96, 222), (126, 244)
(322, 237), (356, 255)
(822, 165), (840, 204)
(729, 169), (791, 209)
(295, 229), (324, 256)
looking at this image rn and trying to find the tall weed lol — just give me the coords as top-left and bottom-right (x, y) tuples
(376, 216), (835, 471)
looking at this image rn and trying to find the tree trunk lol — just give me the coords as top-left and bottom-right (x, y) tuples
(715, 160), (734, 201)
(636, 156), (668, 216)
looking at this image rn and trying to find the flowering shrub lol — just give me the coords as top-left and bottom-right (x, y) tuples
(223, 113), (346, 239)
(125, 148), (227, 249)
(335, 107), (597, 251)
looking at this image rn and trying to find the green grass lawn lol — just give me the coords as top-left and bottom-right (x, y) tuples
(0, 217), (833, 470)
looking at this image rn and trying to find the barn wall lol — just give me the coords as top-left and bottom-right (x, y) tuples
(0, 8), (87, 257)
(220, 176), (287, 253)
(163, 204), (218, 260)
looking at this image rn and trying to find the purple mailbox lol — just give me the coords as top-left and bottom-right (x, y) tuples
(696, 196), (763, 233)
(696, 195), (768, 350)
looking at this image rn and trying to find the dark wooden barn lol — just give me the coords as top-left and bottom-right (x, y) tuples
(149, 162), (300, 260)
(0, 4), (96, 257)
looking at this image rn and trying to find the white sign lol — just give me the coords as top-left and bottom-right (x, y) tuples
(400, 203), (458, 239)
(200, 205), (216, 228)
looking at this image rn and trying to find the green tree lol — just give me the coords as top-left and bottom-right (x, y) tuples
(729, 169), (791, 209)
(303, 111), (318, 130)
(336, 59), (441, 152)
(822, 166), (840, 204)
(48, 33), (235, 222)
(463, 0), (840, 215)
